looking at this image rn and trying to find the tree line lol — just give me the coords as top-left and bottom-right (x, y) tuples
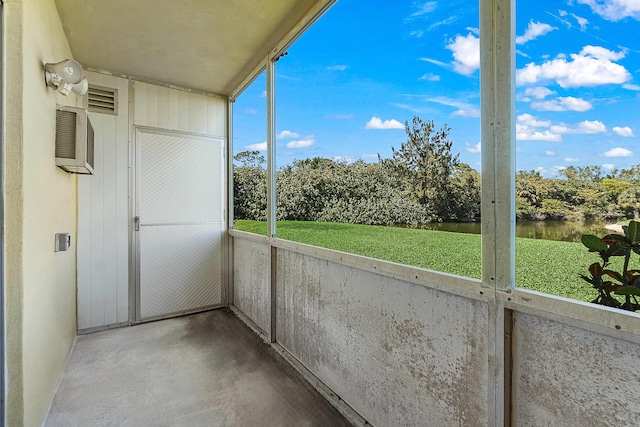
(234, 116), (640, 226)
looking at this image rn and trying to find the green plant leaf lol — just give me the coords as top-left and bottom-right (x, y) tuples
(602, 234), (630, 245)
(615, 286), (640, 296)
(582, 235), (608, 252)
(588, 262), (603, 277)
(607, 242), (629, 257)
(627, 221), (640, 244)
(603, 270), (623, 282)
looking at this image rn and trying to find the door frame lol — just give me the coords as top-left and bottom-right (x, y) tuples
(130, 125), (227, 323)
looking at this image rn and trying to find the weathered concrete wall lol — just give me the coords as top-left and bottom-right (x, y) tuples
(233, 235), (271, 334)
(276, 248), (489, 427)
(512, 312), (640, 426)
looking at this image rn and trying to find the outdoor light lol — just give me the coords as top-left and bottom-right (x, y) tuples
(44, 59), (88, 96)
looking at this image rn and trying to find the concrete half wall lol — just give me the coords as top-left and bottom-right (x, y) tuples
(232, 232), (640, 426)
(276, 248), (489, 426)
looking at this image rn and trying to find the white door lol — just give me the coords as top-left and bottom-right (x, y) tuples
(134, 127), (225, 321)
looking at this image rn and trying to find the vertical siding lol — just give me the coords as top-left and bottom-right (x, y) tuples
(133, 81), (226, 135)
(78, 77), (227, 332)
(77, 72), (130, 331)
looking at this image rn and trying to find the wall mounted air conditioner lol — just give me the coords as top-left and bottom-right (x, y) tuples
(55, 104), (94, 174)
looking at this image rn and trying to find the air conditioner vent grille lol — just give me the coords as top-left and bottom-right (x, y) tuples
(55, 110), (77, 159)
(88, 84), (118, 115)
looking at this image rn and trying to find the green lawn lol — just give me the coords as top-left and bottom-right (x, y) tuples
(233, 219), (624, 303)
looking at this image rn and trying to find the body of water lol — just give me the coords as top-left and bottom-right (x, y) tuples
(418, 220), (621, 243)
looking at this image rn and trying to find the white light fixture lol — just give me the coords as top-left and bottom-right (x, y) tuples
(44, 59), (88, 96)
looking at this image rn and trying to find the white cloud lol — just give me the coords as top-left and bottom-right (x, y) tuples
(559, 9), (568, 16)
(571, 14), (589, 30)
(581, 45), (626, 60)
(516, 21), (557, 44)
(410, 30), (425, 38)
(531, 96), (593, 112)
(246, 141), (267, 151)
(333, 155), (356, 163)
(286, 136), (316, 149)
(577, 0), (640, 21)
(623, 83), (640, 90)
(551, 120), (607, 134)
(602, 147), (633, 157)
(242, 108), (258, 115)
(326, 65), (348, 71)
(466, 27), (480, 35)
(524, 86), (555, 99)
(602, 163), (616, 170)
(565, 157), (579, 162)
(452, 108), (480, 118)
(552, 166), (567, 175)
(365, 116), (404, 130)
(516, 129), (562, 141)
(410, 1), (437, 17)
(429, 16), (458, 31)
(362, 153), (379, 160)
(516, 114), (561, 141)
(325, 114), (354, 119)
(518, 113), (551, 128)
(466, 142), (481, 153)
(277, 130), (300, 139)
(260, 91), (267, 98)
(516, 45), (631, 88)
(419, 57), (450, 69)
(613, 126), (634, 137)
(446, 33), (480, 75)
(419, 73), (440, 81)
(546, 150), (556, 156)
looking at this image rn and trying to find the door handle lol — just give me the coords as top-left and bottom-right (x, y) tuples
(134, 216), (140, 231)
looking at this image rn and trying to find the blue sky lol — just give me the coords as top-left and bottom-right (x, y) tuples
(233, 0), (639, 177)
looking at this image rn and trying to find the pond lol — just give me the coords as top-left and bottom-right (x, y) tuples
(417, 220), (621, 243)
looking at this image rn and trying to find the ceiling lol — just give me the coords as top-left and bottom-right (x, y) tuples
(54, 0), (322, 96)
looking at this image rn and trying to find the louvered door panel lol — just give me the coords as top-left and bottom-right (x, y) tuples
(135, 128), (225, 321)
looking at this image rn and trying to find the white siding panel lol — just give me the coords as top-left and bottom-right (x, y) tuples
(188, 92), (207, 134)
(115, 76), (130, 322)
(156, 86), (169, 128)
(89, 112), (105, 327)
(167, 89), (179, 131)
(146, 85), (158, 128)
(207, 97), (226, 136)
(77, 71), (130, 331)
(178, 90), (189, 131)
(133, 81), (226, 137)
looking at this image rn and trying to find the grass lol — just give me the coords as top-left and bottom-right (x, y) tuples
(233, 219), (628, 304)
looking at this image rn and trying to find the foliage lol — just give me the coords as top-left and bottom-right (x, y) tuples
(233, 117), (640, 226)
(233, 151), (267, 221)
(581, 221), (640, 311)
(233, 116), (481, 225)
(391, 117), (461, 220)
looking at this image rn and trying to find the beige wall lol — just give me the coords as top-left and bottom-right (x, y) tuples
(5, 0), (79, 425)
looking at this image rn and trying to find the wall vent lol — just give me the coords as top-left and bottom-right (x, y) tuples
(55, 105), (95, 175)
(87, 84), (118, 116)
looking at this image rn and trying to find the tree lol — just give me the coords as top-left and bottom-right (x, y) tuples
(233, 151), (267, 220)
(391, 116), (459, 221)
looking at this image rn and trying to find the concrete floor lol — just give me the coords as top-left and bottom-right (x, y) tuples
(44, 309), (351, 426)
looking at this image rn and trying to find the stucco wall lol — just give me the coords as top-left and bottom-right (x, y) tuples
(512, 313), (640, 426)
(5, 0), (79, 425)
(233, 235), (271, 334)
(275, 248), (489, 427)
